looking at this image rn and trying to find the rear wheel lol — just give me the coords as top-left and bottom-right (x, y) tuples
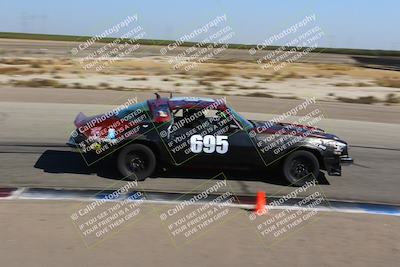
(117, 144), (156, 181)
(282, 150), (319, 186)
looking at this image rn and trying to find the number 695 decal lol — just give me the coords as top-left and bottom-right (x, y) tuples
(190, 135), (229, 154)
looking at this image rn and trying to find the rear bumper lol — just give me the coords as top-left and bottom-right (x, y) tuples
(66, 136), (81, 152)
(66, 137), (78, 148)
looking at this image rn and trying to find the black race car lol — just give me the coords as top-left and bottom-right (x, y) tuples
(67, 95), (353, 186)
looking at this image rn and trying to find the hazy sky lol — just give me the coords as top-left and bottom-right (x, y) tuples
(1, 0), (399, 50)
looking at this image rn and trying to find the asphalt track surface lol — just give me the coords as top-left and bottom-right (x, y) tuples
(1, 200), (399, 267)
(1, 88), (400, 204)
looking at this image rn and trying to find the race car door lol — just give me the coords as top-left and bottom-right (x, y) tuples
(165, 108), (260, 167)
(193, 112), (261, 167)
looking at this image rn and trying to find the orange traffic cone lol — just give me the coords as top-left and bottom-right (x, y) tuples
(255, 191), (267, 215)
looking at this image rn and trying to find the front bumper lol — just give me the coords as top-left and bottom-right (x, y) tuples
(340, 155), (353, 165)
(324, 154), (353, 176)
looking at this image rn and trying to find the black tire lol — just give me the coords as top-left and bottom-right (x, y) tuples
(282, 150), (319, 186)
(117, 144), (156, 181)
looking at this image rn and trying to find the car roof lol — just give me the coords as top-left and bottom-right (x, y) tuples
(146, 96), (227, 123)
(168, 97), (227, 110)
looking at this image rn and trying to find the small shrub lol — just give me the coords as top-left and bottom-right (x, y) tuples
(334, 82), (353, 87)
(337, 96), (379, 104)
(246, 92), (274, 98)
(98, 82), (110, 88)
(282, 72), (305, 79)
(355, 82), (372, 87)
(12, 79), (61, 88)
(129, 77), (147, 81)
(385, 93), (400, 104)
(198, 79), (212, 86)
(30, 63), (42, 68)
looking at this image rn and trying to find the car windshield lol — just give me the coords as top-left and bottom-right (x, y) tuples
(226, 106), (253, 130)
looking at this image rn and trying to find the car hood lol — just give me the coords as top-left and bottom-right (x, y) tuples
(250, 120), (339, 140)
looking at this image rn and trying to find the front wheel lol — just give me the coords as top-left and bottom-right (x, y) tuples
(117, 144), (156, 181)
(282, 150), (319, 186)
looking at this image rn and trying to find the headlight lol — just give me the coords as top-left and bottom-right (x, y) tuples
(325, 140), (347, 154)
(309, 139), (347, 154)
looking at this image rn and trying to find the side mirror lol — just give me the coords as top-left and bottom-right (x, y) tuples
(229, 124), (239, 132)
(167, 124), (173, 139)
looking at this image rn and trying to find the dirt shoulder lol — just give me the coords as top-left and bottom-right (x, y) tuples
(1, 39), (400, 104)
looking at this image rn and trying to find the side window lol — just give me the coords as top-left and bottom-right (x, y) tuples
(212, 109), (242, 133)
(172, 109), (184, 119)
(172, 108), (207, 128)
(117, 102), (152, 122)
(203, 109), (219, 118)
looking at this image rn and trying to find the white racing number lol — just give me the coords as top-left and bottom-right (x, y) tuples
(190, 135), (229, 154)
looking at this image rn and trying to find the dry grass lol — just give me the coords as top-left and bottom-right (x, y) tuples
(318, 64), (352, 71)
(0, 58), (32, 65)
(198, 79), (212, 86)
(222, 82), (238, 87)
(315, 73), (334, 78)
(1, 55), (399, 103)
(280, 72), (306, 79)
(11, 78), (62, 88)
(239, 85), (262, 90)
(0, 67), (21, 74)
(202, 70), (230, 77)
(334, 82), (372, 87)
(354, 82), (372, 87)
